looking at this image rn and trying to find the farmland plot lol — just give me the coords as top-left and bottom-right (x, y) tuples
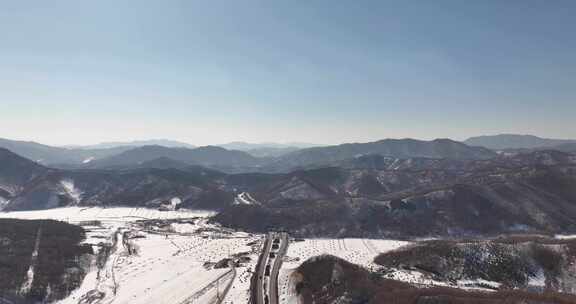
(0, 207), (261, 304)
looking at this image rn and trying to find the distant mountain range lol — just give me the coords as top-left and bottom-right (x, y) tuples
(216, 141), (321, 151)
(3, 143), (576, 238)
(64, 139), (196, 149)
(65, 139), (318, 158)
(90, 138), (498, 173)
(0, 138), (133, 165)
(0, 137), (500, 173)
(216, 141), (322, 158)
(465, 134), (576, 151)
(84, 145), (263, 172)
(242, 146), (301, 158)
(263, 138), (497, 172)
(30, 135), (576, 158)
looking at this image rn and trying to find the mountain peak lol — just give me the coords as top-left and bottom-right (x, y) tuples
(465, 134), (576, 150)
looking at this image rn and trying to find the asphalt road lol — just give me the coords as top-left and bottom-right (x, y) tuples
(256, 232), (274, 304)
(253, 232), (289, 304)
(268, 233), (289, 304)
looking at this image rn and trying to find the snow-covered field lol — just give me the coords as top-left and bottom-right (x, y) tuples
(0, 207), (262, 304)
(283, 238), (409, 270)
(0, 206), (215, 223)
(278, 238), (410, 304)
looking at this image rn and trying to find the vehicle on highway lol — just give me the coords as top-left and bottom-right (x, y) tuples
(265, 264), (271, 276)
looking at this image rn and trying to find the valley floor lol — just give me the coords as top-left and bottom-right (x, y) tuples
(3, 207), (571, 304)
(0, 207), (261, 304)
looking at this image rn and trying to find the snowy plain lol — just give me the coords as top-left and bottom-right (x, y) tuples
(0, 207), (261, 304)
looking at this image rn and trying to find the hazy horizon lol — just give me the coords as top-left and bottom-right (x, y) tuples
(2, 1), (575, 146)
(3, 133), (576, 149)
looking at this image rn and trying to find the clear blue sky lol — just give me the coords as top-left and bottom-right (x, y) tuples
(1, 0), (575, 146)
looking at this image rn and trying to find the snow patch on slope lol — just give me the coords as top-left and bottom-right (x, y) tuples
(0, 184), (19, 197)
(170, 197), (182, 206)
(234, 192), (259, 205)
(60, 179), (83, 203)
(20, 227), (42, 295)
(0, 196), (8, 211)
(457, 278), (502, 290)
